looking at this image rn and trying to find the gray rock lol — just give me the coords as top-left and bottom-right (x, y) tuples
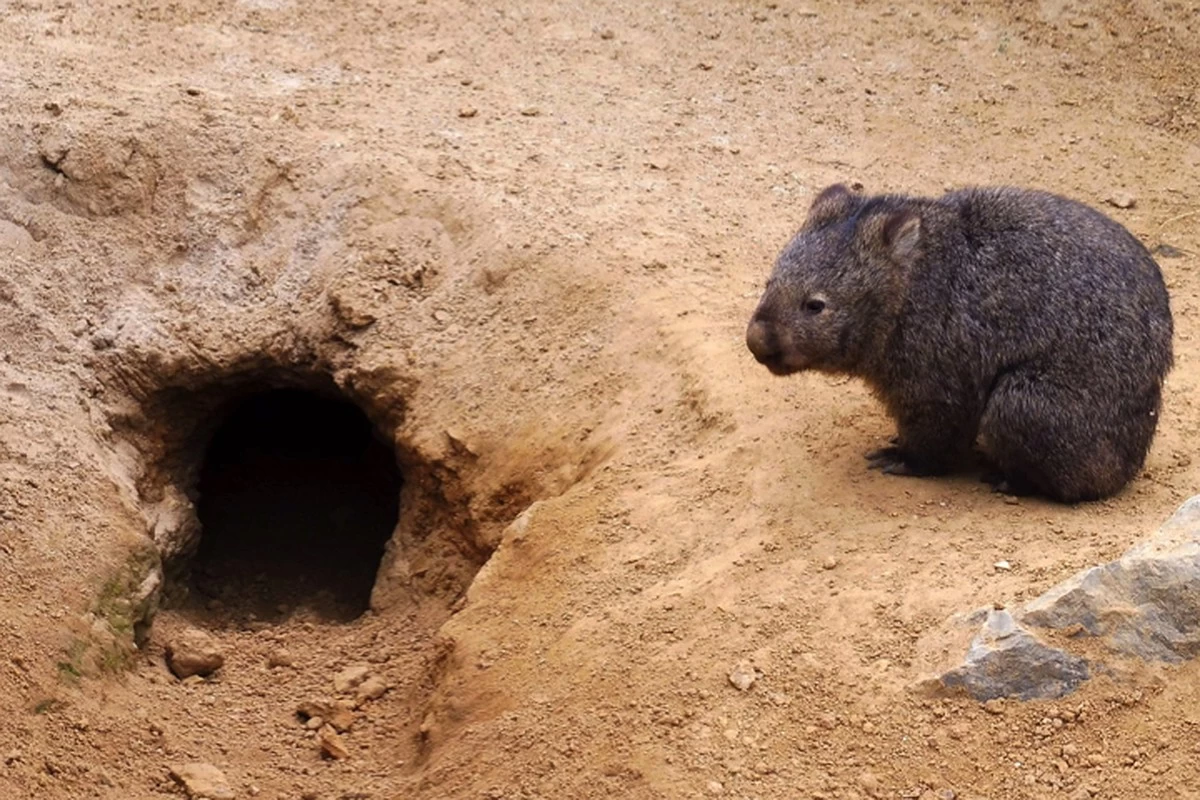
(1023, 495), (1200, 662)
(925, 495), (1200, 701)
(936, 610), (1089, 701)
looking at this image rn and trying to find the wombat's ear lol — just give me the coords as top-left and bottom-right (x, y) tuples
(882, 210), (922, 263)
(806, 184), (858, 226)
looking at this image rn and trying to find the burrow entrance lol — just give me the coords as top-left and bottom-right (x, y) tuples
(112, 359), (506, 636)
(186, 387), (402, 623)
(104, 354), (515, 771)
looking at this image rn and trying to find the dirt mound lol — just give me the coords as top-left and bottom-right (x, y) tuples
(1, 0), (1199, 798)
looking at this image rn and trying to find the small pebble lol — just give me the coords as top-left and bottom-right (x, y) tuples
(318, 724), (350, 760)
(333, 664), (373, 694)
(728, 662), (758, 691)
(355, 676), (389, 704)
(1106, 191), (1136, 209)
(858, 771), (881, 796)
(268, 648), (294, 668)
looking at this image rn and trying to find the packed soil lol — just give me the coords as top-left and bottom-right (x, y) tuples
(1, 1), (1199, 799)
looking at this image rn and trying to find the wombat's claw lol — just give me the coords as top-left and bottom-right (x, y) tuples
(865, 437), (900, 458)
(865, 446), (901, 468)
(881, 460), (926, 477)
(865, 446), (925, 475)
(865, 445), (901, 463)
(867, 446), (935, 476)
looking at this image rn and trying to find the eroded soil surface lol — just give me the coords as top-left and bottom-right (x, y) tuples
(2, 1), (1200, 798)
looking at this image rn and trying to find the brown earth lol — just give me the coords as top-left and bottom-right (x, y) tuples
(1, 0), (1200, 798)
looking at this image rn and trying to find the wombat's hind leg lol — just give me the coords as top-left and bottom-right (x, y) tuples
(981, 370), (1147, 502)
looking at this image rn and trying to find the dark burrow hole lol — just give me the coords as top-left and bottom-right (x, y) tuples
(187, 388), (401, 624)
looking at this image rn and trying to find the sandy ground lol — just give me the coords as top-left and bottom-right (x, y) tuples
(1, 0), (1200, 798)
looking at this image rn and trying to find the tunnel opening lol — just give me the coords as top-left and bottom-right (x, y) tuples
(187, 387), (402, 624)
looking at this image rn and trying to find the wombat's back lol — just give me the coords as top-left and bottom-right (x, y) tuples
(926, 187), (1173, 384)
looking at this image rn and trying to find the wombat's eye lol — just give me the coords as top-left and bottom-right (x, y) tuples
(804, 298), (826, 314)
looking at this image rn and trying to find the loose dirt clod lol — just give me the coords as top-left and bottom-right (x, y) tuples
(318, 725), (350, 760)
(297, 700), (354, 733)
(728, 662), (758, 691)
(169, 763), (235, 800)
(354, 676), (389, 705)
(165, 629), (225, 679)
(267, 648), (294, 668)
(332, 665), (373, 695)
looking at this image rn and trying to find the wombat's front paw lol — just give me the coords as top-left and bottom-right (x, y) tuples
(865, 446), (929, 476)
(863, 437), (899, 461)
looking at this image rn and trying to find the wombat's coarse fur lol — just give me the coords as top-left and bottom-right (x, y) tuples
(745, 183), (1174, 503)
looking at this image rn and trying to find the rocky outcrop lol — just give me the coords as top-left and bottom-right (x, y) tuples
(924, 495), (1200, 700)
(936, 609), (1090, 701)
(1023, 495), (1200, 662)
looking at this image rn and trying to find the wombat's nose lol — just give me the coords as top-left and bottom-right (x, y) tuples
(746, 318), (780, 364)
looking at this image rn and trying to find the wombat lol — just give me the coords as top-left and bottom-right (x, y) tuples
(745, 183), (1173, 502)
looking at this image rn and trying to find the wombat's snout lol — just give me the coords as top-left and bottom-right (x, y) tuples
(746, 316), (781, 366)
